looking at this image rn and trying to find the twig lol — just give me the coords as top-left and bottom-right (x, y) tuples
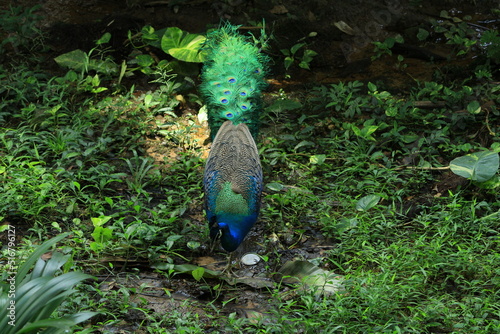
(393, 166), (450, 171)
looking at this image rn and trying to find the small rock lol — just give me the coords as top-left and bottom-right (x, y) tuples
(241, 253), (260, 266)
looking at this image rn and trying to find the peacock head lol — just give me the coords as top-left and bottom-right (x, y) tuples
(209, 219), (243, 252)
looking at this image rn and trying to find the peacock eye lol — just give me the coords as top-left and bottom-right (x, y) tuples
(241, 105), (248, 110)
(224, 90), (231, 95)
(220, 98), (229, 104)
(239, 91), (247, 96)
(225, 112), (233, 118)
(228, 77), (236, 83)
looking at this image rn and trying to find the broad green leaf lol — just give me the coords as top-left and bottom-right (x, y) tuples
(91, 215), (112, 227)
(290, 42), (305, 55)
(303, 49), (318, 59)
(136, 54), (154, 67)
(450, 151), (499, 182)
(54, 49), (88, 71)
(144, 94), (153, 107)
(294, 140), (314, 151)
(266, 182), (285, 191)
(14, 272), (93, 330)
(356, 194), (382, 211)
(29, 251), (70, 280)
(363, 125), (379, 136)
(15, 233), (69, 286)
(161, 27), (206, 62)
(54, 51), (118, 75)
(280, 48), (290, 56)
(417, 28), (429, 41)
(299, 61), (311, 70)
(192, 267), (205, 281)
(172, 264), (220, 278)
(89, 241), (103, 252)
(91, 74), (100, 86)
(277, 260), (344, 296)
(17, 312), (98, 334)
(352, 124), (379, 141)
(334, 218), (358, 233)
(310, 154), (326, 165)
(0, 238), (96, 334)
(96, 32), (111, 45)
(187, 241), (200, 250)
(466, 100), (481, 114)
(385, 106), (398, 117)
(367, 82), (377, 92)
(284, 56), (294, 70)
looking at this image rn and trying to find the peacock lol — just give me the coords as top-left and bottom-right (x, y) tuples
(201, 24), (268, 252)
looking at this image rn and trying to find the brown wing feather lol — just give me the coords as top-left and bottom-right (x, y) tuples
(204, 121), (262, 203)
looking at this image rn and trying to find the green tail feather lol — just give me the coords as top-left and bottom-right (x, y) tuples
(200, 24), (268, 140)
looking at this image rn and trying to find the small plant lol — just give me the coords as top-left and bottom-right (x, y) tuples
(0, 233), (97, 333)
(309, 80), (368, 118)
(90, 215), (114, 254)
(431, 11), (477, 57)
(368, 82), (407, 117)
(54, 33), (117, 93)
(480, 29), (500, 64)
(372, 35), (404, 60)
(280, 34), (318, 72)
(124, 150), (159, 194)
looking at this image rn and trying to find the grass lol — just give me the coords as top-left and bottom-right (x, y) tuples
(1, 3), (500, 333)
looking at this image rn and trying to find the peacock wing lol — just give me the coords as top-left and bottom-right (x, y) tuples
(203, 121), (263, 215)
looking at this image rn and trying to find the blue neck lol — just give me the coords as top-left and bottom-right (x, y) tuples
(209, 212), (258, 252)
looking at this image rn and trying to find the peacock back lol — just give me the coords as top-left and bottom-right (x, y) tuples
(203, 121), (263, 252)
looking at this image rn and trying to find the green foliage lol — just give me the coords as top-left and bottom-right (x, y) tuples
(368, 82), (408, 117)
(480, 29), (500, 63)
(0, 233), (97, 333)
(424, 10), (500, 66)
(355, 194), (382, 211)
(0, 5), (45, 58)
(54, 34), (117, 76)
(350, 119), (379, 141)
(309, 81), (367, 118)
(281, 41), (318, 72)
(53, 33), (119, 93)
(432, 11), (477, 57)
(53, 25), (205, 96)
(90, 216), (113, 253)
(372, 35), (404, 59)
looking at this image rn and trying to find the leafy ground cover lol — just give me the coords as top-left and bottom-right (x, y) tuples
(1, 2), (500, 333)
